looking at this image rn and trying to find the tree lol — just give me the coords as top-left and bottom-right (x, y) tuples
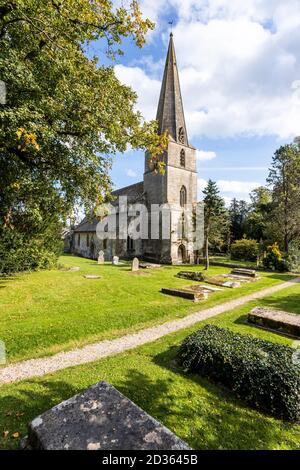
(202, 180), (227, 270)
(245, 186), (273, 242)
(229, 198), (249, 242)
(0, 0), (167, 273)
(267, 144), (300, 253)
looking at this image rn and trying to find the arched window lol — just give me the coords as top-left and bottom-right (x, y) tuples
(103, 238), (107, 250)
(178, 127), (185, 144)
(127, 235), (134, 252)
(180, 149), (185, 167)
(180, 186), (187, 207)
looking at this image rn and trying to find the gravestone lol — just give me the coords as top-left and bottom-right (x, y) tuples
(248, 307), (300, 338)
(131, 257), (139, 271)
(21, 381), (190, 450)
(84, 275), (101, 280)
(112, 256), (119, 266)
(97, 250), (104, 265)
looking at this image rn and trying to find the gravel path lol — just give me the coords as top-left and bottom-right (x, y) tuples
(1, 277), (299, 385)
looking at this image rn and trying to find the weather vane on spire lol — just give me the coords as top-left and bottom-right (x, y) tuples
(168, 20), (173, 36)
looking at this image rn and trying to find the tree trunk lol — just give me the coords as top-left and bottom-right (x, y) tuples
(204, 235), (209, 270)
(284, 232), (289, 254)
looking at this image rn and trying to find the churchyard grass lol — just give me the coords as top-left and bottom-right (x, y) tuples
(0, 254), (294, 363)
(1, 282), (300, 450)
(209, 255), (258, 268)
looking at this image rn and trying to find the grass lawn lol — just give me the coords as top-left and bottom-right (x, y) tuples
(0, 255), (294, 363)
(1, 283), (300, 450)
(209, 255), (258, 268)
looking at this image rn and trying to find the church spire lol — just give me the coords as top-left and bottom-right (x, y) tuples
(156, 33), (188, 145)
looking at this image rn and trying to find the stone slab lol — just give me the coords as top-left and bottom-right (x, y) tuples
(68, 266), (80, 271)
(161, 287), (208, 302)
(225, 274), (257, 282)
(176, 271), (205, 282)
(84, 275), (101, 279)
(248, 307), (300, 338)
(140, 263), (162, 269)
(222, 281), (241, 288)
(198, 285), (223, 292)
(231, 268), (257, 278)
(22, 381), (190, 450)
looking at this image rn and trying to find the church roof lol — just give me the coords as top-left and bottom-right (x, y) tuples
(156, 33), (188, 145)
(74, 181), (144, 232)
(111, 181), (144, 202)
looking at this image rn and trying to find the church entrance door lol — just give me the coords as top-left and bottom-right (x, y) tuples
(177, 245), (186, 264)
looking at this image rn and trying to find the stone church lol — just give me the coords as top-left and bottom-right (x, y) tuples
(71, 33), (198, 264)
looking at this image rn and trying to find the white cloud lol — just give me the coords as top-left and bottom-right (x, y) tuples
(115, 0), (300, 140)
(197, 178), (259, 200)
(196, 150), (217, 161)
(217, 180), (260, 194)
(197, 178), (208, 192)
(114, 64), (161, 121)
(207, 167), (267, 171)
(126, 168), (138, 178)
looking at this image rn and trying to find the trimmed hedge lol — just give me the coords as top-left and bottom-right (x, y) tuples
(230, 238), (259, 262)
(178, 325), (300, 421)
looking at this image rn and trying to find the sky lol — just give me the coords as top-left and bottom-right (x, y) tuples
(89, 0), (300, 205)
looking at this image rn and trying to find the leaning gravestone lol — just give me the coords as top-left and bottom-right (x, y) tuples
(112, 256), (119, 265)
(131, 257), (139, 271)
(21, 381), (190, 450)
(97, 250), (104, 265)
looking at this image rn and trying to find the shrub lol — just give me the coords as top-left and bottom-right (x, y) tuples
(230, 238), (259, 261)
(0, 229), (62, 275)
(178, 325), (300, 421)
(263, 242), (286, 271)
(286, 242), (300, 273)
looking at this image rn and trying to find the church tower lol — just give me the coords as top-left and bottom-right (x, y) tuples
(143, 33), (198, 264)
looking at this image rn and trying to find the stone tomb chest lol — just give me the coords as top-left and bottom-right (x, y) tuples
(21, 381), (190, 450)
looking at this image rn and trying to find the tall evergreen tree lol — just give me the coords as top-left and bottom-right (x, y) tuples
(229, 198), (249, 241)
(245, 186), (273, 242)
(202, 180), (227, 270)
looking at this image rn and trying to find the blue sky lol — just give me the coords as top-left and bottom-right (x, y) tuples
(90, 0), (300, 204)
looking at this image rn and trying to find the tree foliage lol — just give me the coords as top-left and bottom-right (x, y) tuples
(202, 179), (228, 269)
(267, 144), (300, 253)
(0, 0), (167, 273)
(229, 198), (249, 241)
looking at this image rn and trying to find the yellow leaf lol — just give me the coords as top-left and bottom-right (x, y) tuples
(12, 432), (20, 439)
